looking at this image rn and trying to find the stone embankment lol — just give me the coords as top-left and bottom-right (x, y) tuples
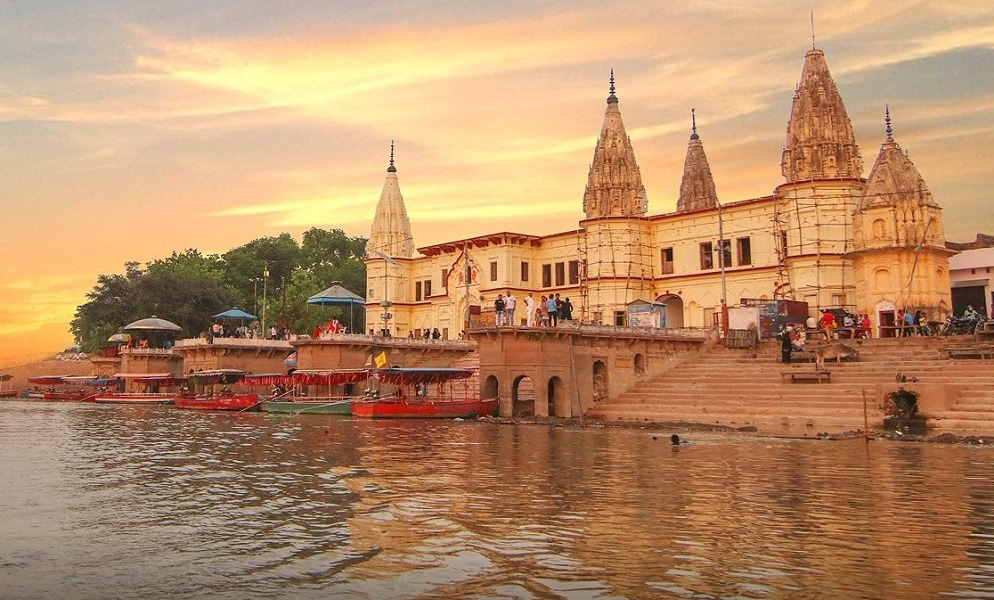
(585, 336), (994, 436)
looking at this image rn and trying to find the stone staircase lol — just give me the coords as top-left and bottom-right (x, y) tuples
(585, 336), (994, 435)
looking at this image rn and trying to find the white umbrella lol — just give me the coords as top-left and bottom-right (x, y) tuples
(124, 316), (182, 332)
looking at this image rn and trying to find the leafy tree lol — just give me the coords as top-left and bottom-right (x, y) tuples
(71, 229), (369, 349)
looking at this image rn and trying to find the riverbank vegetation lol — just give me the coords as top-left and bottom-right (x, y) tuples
(69, 228), (367, 352)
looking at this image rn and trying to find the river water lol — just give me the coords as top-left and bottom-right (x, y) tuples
(2, 402), (993, 599)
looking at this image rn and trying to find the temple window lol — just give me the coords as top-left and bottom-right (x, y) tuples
(661, 247), (674, 275)
(424, 279), (432, 297)
(700, 242), (714, 270)
(568, 260), (579, 284)
(490, 261), (498, 281)
(555, 262), (565, 286)
(542, 264), (552, 287)
(521, 261), (529, 282)
(415, 281), (422, 302)
(737, 237), (752, 266)
(873, 219), (886, 239)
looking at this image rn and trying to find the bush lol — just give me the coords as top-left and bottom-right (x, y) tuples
(888, 387), (919, 417)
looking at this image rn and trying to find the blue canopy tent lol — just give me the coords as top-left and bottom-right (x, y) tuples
(213, 308), (257, 320)
(307, 284), (365, 334)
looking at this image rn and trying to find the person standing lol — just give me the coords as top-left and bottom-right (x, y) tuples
(505, 293), (517, 327)
(563, 297), (574, 321)
(546, 295), (559, 327)
(779, 325), (793, 363)
(524, 293), (535, 327)
(494, 294), (506, 327)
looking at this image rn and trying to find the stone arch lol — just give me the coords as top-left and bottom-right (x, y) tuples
(512, 375), (536, 417)
(656, 293), (684, 328)
(547, 376), (564, 417)
(633, 353), (646, 375)
(482, 375), (499, 401)
(592, 360), (608, 403)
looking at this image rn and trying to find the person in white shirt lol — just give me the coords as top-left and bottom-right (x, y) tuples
(524, 294), (535, 327)
(505, 293), (517, 327)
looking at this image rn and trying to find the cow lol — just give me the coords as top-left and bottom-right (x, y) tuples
(815, 342), (859, 371)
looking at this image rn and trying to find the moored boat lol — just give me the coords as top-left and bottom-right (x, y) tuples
(94, 373), (183, 404)
(351, 367), (497, 419)
(260, 369), (368, 415)
(174, 369), (259, 411)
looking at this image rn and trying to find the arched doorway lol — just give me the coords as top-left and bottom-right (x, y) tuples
(657, 294), (684, 328)
(875, 299), (895, 338)
(547, 376), (564, 417)
(483, 375), (499, 402)
(633, 353), (645, 375)
(592, 360), (608, 403)
(513, 375), (535, 417)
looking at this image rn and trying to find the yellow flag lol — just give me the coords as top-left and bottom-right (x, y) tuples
(374, 351), (387, 368)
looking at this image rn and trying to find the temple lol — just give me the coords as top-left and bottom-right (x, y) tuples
(363, 45), (952, 338)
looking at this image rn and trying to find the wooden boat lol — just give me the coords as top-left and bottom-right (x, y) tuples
(261, 369), (368, 415)
(93, 373), (182, 404)
(351, 367), (497, 419)
(174, 369), (259, 411)
(20, 376), (107, 401)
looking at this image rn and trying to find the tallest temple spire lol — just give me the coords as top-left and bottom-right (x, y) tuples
(781, 48), (863, 183)
(582, 72), (648, 218)
(366, 141), (414, 259)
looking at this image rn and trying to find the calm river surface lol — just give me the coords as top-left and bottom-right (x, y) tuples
(2, 402), (994, 599)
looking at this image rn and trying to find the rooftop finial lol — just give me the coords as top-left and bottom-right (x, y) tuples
(607, 69), (618, 104)
(690, 108), (699, 140)
(387, 140), (396, 173)
(810, 9), (816, 49)
(885, 104), (893, 142)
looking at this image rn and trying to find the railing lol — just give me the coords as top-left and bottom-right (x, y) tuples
(468, 319), (709, 339)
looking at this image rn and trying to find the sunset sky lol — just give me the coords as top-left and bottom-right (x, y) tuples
(1, 1), (992, 366)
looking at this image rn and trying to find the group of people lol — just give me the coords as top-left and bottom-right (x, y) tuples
(896, 309), (933, 336)
(816, 310), (872, 339)
(493, 293), (575, 327)
(209, 321), (255, 340)
(311, 319), (346, 339)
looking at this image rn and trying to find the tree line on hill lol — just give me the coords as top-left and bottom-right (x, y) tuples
(70, 228), (367, 352)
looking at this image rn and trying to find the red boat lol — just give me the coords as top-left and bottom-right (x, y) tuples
(22, 376), (106, 401)
(351, 367), (498, 419)
(175, 369), (259, 411)
(174, 391), (259, 411)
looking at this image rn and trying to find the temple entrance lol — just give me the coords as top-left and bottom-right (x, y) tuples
(512, 375), (536, 417)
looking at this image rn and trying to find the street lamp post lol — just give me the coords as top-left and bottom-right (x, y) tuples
(261, 265), (269, 338)
(717, 202), (728, 338)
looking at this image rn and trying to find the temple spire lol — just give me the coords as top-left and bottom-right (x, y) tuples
(781, 48), (863, 183)
(677, 109), (719, 212)
(885, 104), (893, 142)
(583, 72), (647, 218)
(366, 142), (414, 258)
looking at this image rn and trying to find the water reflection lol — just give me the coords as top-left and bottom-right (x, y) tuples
(1, 402), (993, 599)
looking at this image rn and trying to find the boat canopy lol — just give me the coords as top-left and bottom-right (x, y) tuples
(292, 369), (370, 386)
(112, 373), (184, 384)
(242, 373), (293, 387)
(187, 369), (245, 385)
(61, 376), (115, 386)
(375, 367), (474, 385)
(27, 375), (67, 385)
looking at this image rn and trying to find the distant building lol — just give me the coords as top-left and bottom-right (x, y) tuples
(364, 45), (954, 338)
(948, 247), (994, 318)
